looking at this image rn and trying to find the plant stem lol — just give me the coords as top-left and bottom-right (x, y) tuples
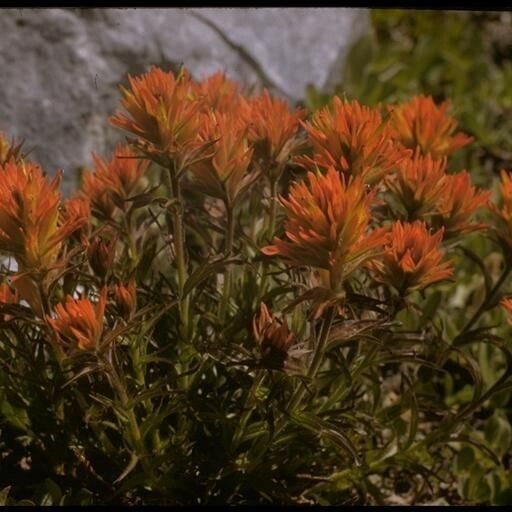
(124, 208), (139, 273)
(257, 178), (279, 301)
(286, 307), (336, 414)
(219, 204), (235, 322)
(267, 178), (279, 241)
(164, 165), (190, 339)
(108, 360), (158, 487)
(232, 371), (265, 449)
(247, 308), (336, 468)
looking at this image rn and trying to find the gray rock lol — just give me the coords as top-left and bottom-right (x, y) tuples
(0, 8), (368, 193)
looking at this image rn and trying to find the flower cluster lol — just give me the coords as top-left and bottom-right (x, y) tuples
(298, 97), (405, 185)
(386, 152), (489, 237)
(47, 289), (107, 350)
(388, 95), (473, 158)
(0, 160), (87, 271)
(82, 144), (149, 218)
(372, 221), (453, 295)
(262, 167), (386, 288)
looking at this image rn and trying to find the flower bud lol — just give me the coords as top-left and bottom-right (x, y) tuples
(87, 237), (115, 280)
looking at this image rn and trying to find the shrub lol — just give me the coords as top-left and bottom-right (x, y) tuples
(0, 66), (511, 505)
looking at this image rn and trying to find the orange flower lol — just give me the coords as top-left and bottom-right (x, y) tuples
(431, 171), (490, 237)
(490, 169), (512, 252)
(252, 303), (297, 370)
(61, 196), (91, 242)
(298, 97), (405, 185)
(242, 89), (305, 180)
(500, 297), (512, 325)
(0, 160), (85, 270)
(262, 167), (387, 287)
(386, 152), (448, 220)
(194, 71), (241, 113)
(0, 132), (24, 165)
(82, 144), (149, 217)
(190, 111), (255, 207)
(388, 95), (473, 158)
(109, 66), (203, 167)
(0, 282), (18, 321)
(372, 221), (453, 295)
(112, 278), (137, 319)
(47, 288), (107, 350)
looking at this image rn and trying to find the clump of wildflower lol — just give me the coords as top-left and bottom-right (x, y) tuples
(47, 289), (107, 350)
(298, 97), (405, 185)
(242, 89), (305, 182)
(431, 171), (490, 237)
(388, 95), (473, 158)
(372, 221), (453, 295)
(82, 145), (149, 218)
(61, 196), (92, 243)
(0, 159), (86, 271)
(262, 167), (386, 288)
(190, 110), (255, 208)
(386, 152), (449, 220)
(193, 71), (242, 114)
(109, 66), (204, 168)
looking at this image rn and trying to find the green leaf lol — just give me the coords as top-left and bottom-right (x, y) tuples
(0, 487), (11, 506)
(183, 256), (243, 297)
(485, 412), (512, 459)
(37, 479), (62, 507)
(463, 462), (492, 503)
(292, 412), (362, 467)
(113, 453), (140, 484)
(455, 446), (475, 472)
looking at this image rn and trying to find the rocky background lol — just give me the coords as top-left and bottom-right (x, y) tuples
(0, 8), (368, 192)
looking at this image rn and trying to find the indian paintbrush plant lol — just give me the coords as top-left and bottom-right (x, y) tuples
(1, 66), (512, 505)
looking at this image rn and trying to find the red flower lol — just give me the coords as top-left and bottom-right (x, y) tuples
(0, 160), (86, 271)
(388, 95), (473, 158)
(61, 196), (91, 242)
(431, 171), (490, 237)
(109, 66), (204, 168)
(242, 89), (305, 181)
(190, 111), (255, 207)
(47, 288), (107, 350)
(82, 144), (149, 217)
(194, 71), (242, 114)
(386, 152), (448, 220)
(298, 97), (405, 185)
(372, 221), (453, 295)
(262, 167), (386, 287)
